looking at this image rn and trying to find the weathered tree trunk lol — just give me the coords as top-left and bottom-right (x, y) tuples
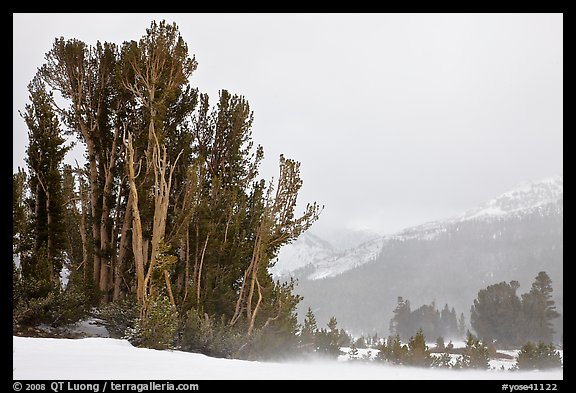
(196, 232), (210, 308)
(183, 227), (190, 302)
(113, 191), (132, 301)
(164, 270), (176, 306)
(99, 223), (110, 298)
(125, 131), (182, 310)
(230, 217), (265, 331)
(193, 223), (200, 291)
(248, 272), (264, 336)
(77, 173), (89, 280)
(35, 174), (59, 285)
(98, 125), (120, 300)
(230, 157), (321, 335)
(143, 140), (183, 307)
(124, 133), (146, 304)
(45, 188), (58, 285)
(86, 140), (102, 289)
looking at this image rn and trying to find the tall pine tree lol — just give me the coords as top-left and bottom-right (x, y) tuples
(521, 271), (560, 344)
(470, 281), (523, 347)
(21, 75), (70, 286)
(301, 307), (318, 351)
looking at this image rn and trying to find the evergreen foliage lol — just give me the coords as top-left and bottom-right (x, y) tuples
(406, 329), (432, 367)
(435, 336), (445, 351)
(179, 308), (243, 358)
(97, 297), (139, 339)
(515, 341), (562, 370)
(127, 295), (178, 350)
(470, 273), (560, 347)
(15, 19), (322, 359)
(315, 316), (343, 358)
(520, 272), (560, 344)
(453, 332), (490, 369)
(470, 281), (522, 347)
(354, 336), (367, 349)
(390, 297), (462, 342)
(375, 335), (408, 365)
(458, 312), (466, 337)
(300, 307), (318, 353)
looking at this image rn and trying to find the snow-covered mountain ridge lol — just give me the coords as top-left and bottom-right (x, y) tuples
(269, 228), (379, 278)
(456, 175), (562, 222)
(394, 175), (563, 242)
(274, 175), (563, 280)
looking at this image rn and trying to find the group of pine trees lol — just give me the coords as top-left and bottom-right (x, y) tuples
(389, 298), (466, 342)
(300, 308), (352, 358)
(470, 271), (560, 348)
(357, 329), (560, 370)
(373, 330), (492, 369)
(13, 20), (321, 359)
(388, 271), (560, 350)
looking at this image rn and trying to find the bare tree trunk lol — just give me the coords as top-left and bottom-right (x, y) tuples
(45, 189), (58, 284)
(108, 185), (121, 296)
(35, 175), (59, 285)
(99, 200), (112, 299)
(246, 228), (264, 320)
(182, 227), (190, 303)
(143, 141), (183, 306)
(229, 156), (321, 334)
(131, 200), (145, 303)
(230, 264), (252, 327)
(164, 270), (176, 306)
(192, 223), (199, 290)
(99, 224), (110, 299)
(247, 272), (263, 336)
(230, 225), (263, 327)
(113, 197), (132, 300)
(196, 232), (210, 308)
(113, 189), (132, 300)
(125, 131), (182, 310)
(124, 133), (145, 304)
(98, 126), (120, 301)
(230, 226), (259, 327)
(177, 235), (186, 296)
(86, 140), (102, 288)
(77, 174), (89, 280)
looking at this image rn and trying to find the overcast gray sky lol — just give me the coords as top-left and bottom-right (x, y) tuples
(13, 13), (563, 235)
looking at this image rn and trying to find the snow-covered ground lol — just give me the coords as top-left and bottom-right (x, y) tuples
(339, 346), (521, 370)
(13, 337), (562, 380)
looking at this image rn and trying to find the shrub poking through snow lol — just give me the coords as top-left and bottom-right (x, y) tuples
(515, 341), (562, 370)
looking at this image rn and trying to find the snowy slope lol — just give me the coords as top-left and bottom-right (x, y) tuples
(394, 175), (563, 241)
(270, 232), (336, 278)
(12, 336), (562, 380)
(457, 175), (563, 222)
(306, 237), (385, 280)
(271, 229), (379, 279)
(289, 175), (562, 280)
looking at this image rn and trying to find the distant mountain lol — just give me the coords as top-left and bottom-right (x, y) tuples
(270, 232), (336, 278)
(270, 228), (379, 279)
(287, 176), (563, 339)
(455, 175), (563, 222)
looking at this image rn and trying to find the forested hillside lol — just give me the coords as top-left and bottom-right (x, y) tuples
(294, 197), (562, 340)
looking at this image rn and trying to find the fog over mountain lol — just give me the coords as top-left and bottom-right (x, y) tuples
(275, 176), (563, 339)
